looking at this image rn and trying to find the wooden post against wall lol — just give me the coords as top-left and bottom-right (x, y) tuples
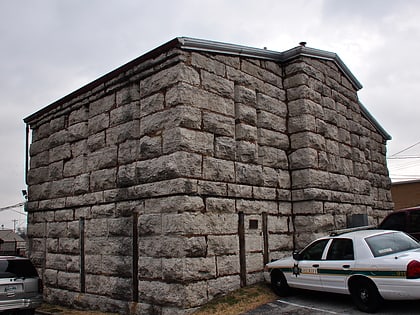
(79, 217), (85, 293)
(238, 211), (246, 287)
(132, 212), (139, 302)
(262, 212), (269, 265)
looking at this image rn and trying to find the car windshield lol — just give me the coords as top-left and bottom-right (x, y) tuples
(0, 259), (39, 278)
(365, 232), (420, 257)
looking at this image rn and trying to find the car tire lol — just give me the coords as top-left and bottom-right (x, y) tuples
(271, 270), (291, 296)
(16, 309), (35, 315)
(350, 278), (382, 313)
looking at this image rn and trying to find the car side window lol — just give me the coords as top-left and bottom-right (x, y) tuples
(408, 211), (420, 233)
(326, 238), (354, 260)
(300, 239), (329, 260)
(380, 212), (405, 231)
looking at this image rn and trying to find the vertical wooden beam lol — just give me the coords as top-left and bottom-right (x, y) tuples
(79, 217), (85, 293)
(132, 212), (139, 302)
(238, 211), (246, 287)
(262, 212), (269, 265)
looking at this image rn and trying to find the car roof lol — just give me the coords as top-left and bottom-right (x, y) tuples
(394, 206), (420, 213)
(332, 229), (398, 239)
(0, 256), (29, 260)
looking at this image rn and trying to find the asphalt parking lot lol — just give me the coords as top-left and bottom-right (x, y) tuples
(243, 290), (420, 315)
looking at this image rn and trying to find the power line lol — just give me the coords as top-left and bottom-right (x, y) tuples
(388, 156), (420, 159)
(389, 141), (420, 158)
(0, 202), (25, 212)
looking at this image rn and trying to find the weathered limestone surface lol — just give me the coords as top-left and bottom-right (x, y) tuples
(25, 43), (392, 314)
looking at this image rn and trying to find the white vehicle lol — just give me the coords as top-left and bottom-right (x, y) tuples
(265, 229), (420, 313)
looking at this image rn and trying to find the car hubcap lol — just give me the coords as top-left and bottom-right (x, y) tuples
(360, 288), (369, 302)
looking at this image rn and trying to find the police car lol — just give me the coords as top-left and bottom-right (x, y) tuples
(265, 228), (420, 313)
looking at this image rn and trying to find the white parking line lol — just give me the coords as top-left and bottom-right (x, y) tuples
(277, 299), (340, 314)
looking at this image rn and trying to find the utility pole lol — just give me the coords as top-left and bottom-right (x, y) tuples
(12, 220), (18, 232)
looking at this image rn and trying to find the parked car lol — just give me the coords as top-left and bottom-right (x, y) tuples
(0, 256), (42, 315)
(379, 206), (420, 240)
(265, 228), (420, 313)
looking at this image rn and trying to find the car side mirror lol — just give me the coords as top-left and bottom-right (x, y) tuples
(293, 251), (302, 260)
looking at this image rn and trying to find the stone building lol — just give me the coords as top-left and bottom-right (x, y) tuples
(23, 37), (393, 314)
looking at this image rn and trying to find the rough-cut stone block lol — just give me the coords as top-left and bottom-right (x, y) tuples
(227, 184), (253, 198)
(163, 128), (214, 155)
(162, 257), (216, 281)
(140, 106), (201, 136)
(208, 235), (239, 255)
(201, 70), (234, 98)
(166, 82), (235, 116)
(236, 141), (257, 163)
(256, 93), (287, 116)
(290, 131), (326, 151)
(68, 122), (88, 142)
(118, 139), (140, 164)
(116, 84), (140, 106)
(235, 163), (263, 186)
(236, 199), (277, 215)
(258, 146), (288, 169)
(106, 120), (140, 145)
(87, 146), (118, 171)
(235, 85), (256, 106)
(140, 63), (200, 97)
(216, 255), (240, 276)
(258, 128), (289, 149)
(205, 198), (235, 213)
(288, 114), (317, 133)
(198, 181), (227, 196)
(293, 200), (324, 214)
(90, 168), (116, 191)
(203, 157), (235, 182)
(69, 106), (88, 125)
(139, 235), (207, 258)
(140, 92), (164, 117)
(203, 112), (235, 137)
(144, 195), (204, 213)
(88, 113), (110, 135)
(139, 136), (161, 159)
(235, 103), (257, 126)
(207, 275), (241, 300)
(214, 136), (236, 160)
(235, 124), (257, 142)
(89, 94), (115, 118)
(289, 148), (318, 169)
(257, 110), (285, 132)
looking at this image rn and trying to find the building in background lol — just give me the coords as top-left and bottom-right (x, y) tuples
(0, 229), (26, 256)
(391, 179), (420, 209)
(23, 37), (393, 314)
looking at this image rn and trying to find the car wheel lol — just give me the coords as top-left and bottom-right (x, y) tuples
(16, 309), (35, 315)
(350, 278), (382, 313)
(271, 270), (290, 296)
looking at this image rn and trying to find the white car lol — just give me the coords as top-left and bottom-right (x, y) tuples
(265, 228), (420, 313)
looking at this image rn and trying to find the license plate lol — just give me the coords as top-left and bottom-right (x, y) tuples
(4, 285), (18, 292)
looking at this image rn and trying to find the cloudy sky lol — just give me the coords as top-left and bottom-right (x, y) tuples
(1, 0), (420, 229)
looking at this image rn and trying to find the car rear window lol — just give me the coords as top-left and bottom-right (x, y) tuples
(365, 232), (420, 257)
(379, 212), (405, 231)
(0, 259), (39, 278)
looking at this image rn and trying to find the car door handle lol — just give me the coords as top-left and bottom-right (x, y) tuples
(342, 265), (350, 268)
(312, 264), (319, 268)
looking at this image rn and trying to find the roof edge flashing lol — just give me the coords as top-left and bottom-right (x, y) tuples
(178, 37), (363, 91)
(177, 37), (283, 60)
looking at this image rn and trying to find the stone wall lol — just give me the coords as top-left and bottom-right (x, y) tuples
(24, 40), (393, 314)
(283, 56), (393, 246)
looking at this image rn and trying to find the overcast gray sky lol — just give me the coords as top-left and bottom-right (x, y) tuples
(1, 0), (420, 229)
